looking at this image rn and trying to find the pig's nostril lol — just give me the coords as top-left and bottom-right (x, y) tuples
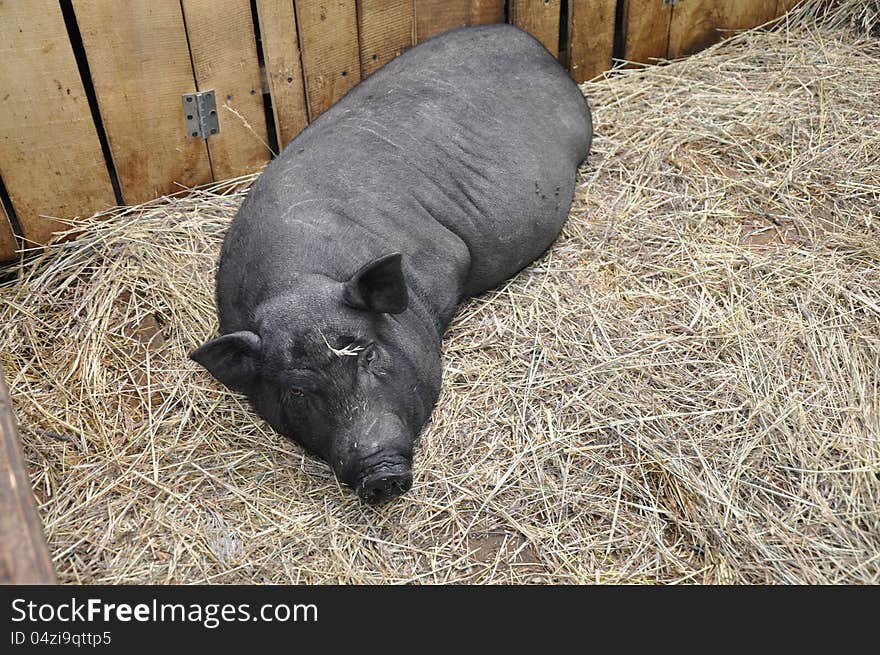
(358, 471), (413, 505)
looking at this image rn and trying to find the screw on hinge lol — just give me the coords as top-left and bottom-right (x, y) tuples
(182, 90), (220, 138)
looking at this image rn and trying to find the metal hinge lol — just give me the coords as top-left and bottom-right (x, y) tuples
(663, 0), (677, 6)
(182, 90), (220, 138)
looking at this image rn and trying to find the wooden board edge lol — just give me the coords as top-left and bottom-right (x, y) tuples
(0, 200), (17, 262)
(0, 370), (56, 584)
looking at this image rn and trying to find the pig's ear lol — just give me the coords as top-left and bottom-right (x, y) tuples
(343, 252), (408, 314)
(189, 331), (261, 393)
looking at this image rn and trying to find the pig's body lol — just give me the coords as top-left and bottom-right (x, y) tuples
(193, 24), (592, 504)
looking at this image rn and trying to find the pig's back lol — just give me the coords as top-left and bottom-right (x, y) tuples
(235, 24), (591, 300)
(338, 23), (592, 167)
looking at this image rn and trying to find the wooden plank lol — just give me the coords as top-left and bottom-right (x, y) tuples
(669, 1), (778, 59)
(469, 0), (506, 25)
(568, 0), (617, 83)
(181, 0), (271, 179)
(255, 0), (309, 148)
(294, 1), (362, 118)
(777, 0), (801, 13)
(0, 369), (56, 584)
(0, 202), (16, 262)
(415, 0), (471, 41)
(365, 1), (501, 75)
(510, 0), (562, 58)
(621, 0), (672, 65)
(0, 0), (116, 246)
(73, 0), (213, 204)
(358, 1), (415, 78)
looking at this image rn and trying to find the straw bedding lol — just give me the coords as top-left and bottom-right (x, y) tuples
(1, 1), (878, 583)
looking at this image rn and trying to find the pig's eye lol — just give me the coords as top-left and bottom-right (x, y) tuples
(360, 344), (386, 374)
(288, 387), (305, 398)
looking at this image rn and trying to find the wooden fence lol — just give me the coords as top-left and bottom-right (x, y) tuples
(0, 1), (800, 262)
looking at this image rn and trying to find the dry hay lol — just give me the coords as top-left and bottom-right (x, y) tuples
(1, 2), (878, 584)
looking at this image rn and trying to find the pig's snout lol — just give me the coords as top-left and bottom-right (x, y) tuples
(343, 413), (414, 505)
(357, 468), (413, 505)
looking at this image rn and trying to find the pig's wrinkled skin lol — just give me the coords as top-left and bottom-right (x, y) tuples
(190, 24), (593, 505)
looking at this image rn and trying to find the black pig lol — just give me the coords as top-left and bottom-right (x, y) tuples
(190, 24), (592, 504)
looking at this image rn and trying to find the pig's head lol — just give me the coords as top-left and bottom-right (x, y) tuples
(190, 253), (440, 505)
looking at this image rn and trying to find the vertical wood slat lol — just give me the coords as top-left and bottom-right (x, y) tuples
(358, 1), (415, 78)
(73, 0), (213, 205)
(0, 0), (116, 246)
(621, 0), (673, 65)
(668, 0), (778, 59)
(0, 201), (16, 261)
(510, 0), (563, 58)
(568, 0), (617, 83)
(181, 0), (271, 177)
(254, 0), (309, 149)
(415, 0), (471, 42)
(470, 0), (506, 24)
(294, 1), (362, 119)
(0, 369), (56, 584)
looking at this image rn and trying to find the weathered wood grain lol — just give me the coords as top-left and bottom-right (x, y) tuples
(669, 0), (778, 59)
(73, 0), (213, 204)
(777, 0), (802, 14)
(294, 1), (362, 118)
(469, 0), (506, 24)
(0, 370), (56, 584)
(0, 0), (116, 246)
(358, 0), (415, 78)
(620, 0), (673, 65)
(510, 0), (563, 58)
(182, 0), (271, 177)
(0, 201), (17, 261)
(415, 0), (471, 41)
(255, 0), (309, 148)
(568, 0), (617, 83)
